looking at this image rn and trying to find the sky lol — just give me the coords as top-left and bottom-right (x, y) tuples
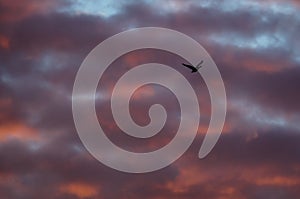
(0, 0), (300, 198)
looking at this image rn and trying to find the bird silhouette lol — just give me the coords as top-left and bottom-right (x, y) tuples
(182, 60), (203, 73)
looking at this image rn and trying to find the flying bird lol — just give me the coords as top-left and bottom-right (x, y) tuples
(182, 60), (204, 73)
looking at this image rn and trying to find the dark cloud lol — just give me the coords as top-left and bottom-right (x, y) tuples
(0, 0), (300, 198)
(0, 0), (70, 22)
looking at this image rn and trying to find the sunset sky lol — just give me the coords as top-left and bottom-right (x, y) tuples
(1, 0), (300, 198)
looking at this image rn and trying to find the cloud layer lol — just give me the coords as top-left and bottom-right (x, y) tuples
(0, 0), (300, 198)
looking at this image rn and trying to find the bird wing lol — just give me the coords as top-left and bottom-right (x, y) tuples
(182, 63), (196, 70)
(196, 60), (204, 68)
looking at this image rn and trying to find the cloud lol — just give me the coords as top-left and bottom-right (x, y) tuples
(59, 182), (99, 198)
(0, 0), (70, 22)
(0, 0), (300, 198)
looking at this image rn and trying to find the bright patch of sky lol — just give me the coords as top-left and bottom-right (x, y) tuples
(145, 0), (194, 13)
(232, 99), (300, 131)
(62, 0), (131, 17)
(61, 0), (300, 18)
(209, 32), (286, 50)
(198, 0), (297, 15)
(293, 53), (300, 63)
(63, 0), (195, 16)
(61, 0), (300, 63)
(34, 52), (68, 73)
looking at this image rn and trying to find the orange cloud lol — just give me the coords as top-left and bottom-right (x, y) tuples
(131, 85), (155, 100)
(0, 35), (10, 49)
(0, 122), (39, 141)
(60, 182), (99, 198)
(165, 164), (247, 199)
(242, 59), (283, 73)
(165, 163), (210, 193)
(0, 0), (61, 22)
(256, 176), (300, 186)
(123, 53), (153, 67)
(238, 166), (300, 187)
(0, 97), (39, 141)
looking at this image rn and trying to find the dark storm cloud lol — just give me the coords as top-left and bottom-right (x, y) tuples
(0, 135), (179, 199)
(226, 65), (300, 114)
(0, 128), (299, 199)
(0, 0), (70, 22)
(0, 0), (300, 198)
(9, 14), (113, 53)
